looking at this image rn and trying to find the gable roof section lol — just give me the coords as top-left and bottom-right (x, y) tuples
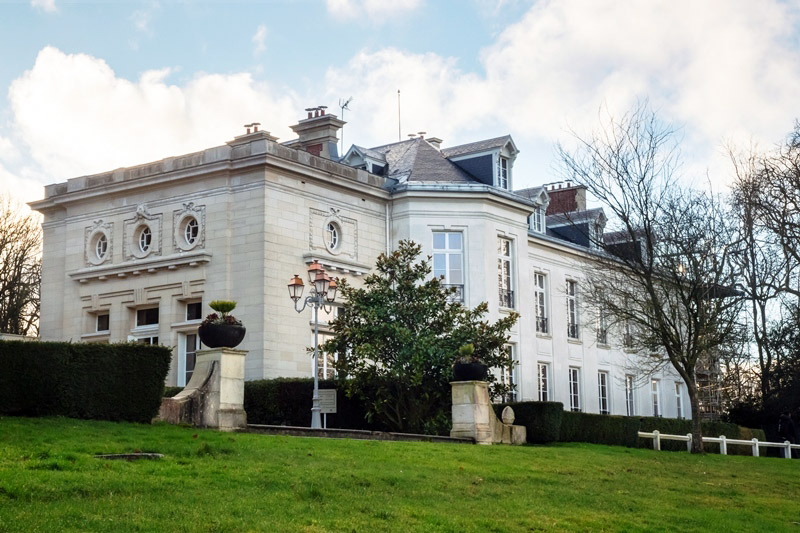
(362, 138), (477, 183)
(441, 135), (517, 158)
(514, 186), (549, 207)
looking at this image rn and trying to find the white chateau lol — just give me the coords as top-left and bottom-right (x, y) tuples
(31, 107), (686, 419)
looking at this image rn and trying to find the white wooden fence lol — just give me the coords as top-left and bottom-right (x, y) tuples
(638, 430), (800, 458)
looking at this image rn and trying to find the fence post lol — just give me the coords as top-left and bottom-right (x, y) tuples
(653, 430), (660, 451)
(686, 433), (692, 452)
(720, 435), (727, 455)
(752, 438), (759, 457)
(785, 441), (792, 460)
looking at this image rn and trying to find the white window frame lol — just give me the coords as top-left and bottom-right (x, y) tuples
(537, 362), (550, 402)
(625, 375), (636, 416)
(499, 344), (518, 403)
(497, 237), (514, 309)
(177, 332), (200, 387)
(530, 207), (545, 234)
(598, 371), (610, 415)
(568, 367), (581, 412)
(534, 272), (548, 334)
(651, 379), (661, 417)
(317, 333), (338, 380)
(432, 231), (465, 302)
(675, 381), (684, 419)
(566, 280), (579, 339)
(498, 156), (509, 189)
(597, 304), (609, 345)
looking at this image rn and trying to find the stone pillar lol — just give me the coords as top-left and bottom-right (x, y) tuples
(450, 380), (526, 445)
(159, 348), (247, 431)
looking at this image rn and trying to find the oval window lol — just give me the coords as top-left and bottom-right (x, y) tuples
(326, 222), (340, 250)
(184, 217), (199, 245)
(138, 226), (152, 254)
(95, 233), (108, 260)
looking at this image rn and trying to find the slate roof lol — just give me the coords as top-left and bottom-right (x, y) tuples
(364, 138), (477, 183)
(441, 135), (514, 158)
(547, 207), (606, 227)
(348, 145), (387, 163)
(514, 186), (548, 204)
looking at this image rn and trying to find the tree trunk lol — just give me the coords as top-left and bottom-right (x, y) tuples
(686, 378), (704, 453)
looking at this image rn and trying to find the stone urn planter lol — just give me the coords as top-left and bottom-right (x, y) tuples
(198, 323), (246, 348)
(452, 343), (488, 381)
(452, 361), (488, 381)
(198, 300), (246, 348)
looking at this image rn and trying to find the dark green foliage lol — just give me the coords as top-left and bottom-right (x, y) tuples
(0, 340), (170, 422)
(163, 386), (183, 398)
(494, 401), (563, 443)
(244, 378), (378, 430)
(560, 411), (641, 448)
(324, 240), (518, 435)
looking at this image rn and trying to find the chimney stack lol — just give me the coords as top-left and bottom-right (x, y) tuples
(289, 105), (346, 160)
(545, 181), (587, 215)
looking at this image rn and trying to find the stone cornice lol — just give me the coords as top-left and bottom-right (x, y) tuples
(69, 250), (212, 284)
(301, 252), (370, 277)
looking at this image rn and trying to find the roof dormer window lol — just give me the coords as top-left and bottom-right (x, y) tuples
(530, 207), (546, 234)
(498, 156), (509, 189)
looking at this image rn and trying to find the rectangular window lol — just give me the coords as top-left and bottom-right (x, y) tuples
(186, 302), (202, 321)
(498, 237), (514, 308)
(675, 382), (683, 419)
(136, 307), (159, 327)
(317, 333), (337, 380)
(537, 362), (550, 401)
(433, 231), (464, 303)
(651, 379), (661, 417)
(534, 273), (548, 334)
(530, 207), (545, 233)
(499, 345), (518, 403)
(598, 371), (610, 414)
(137, 336), (159, 345)
(568, 367), (581, 412)
(96, 313), (109, 332)
(180, 333), (200, 386)
(566, 280), (579, 339)
(498, 156), (509, 189)
(597, 305), (608, 344)
(625, 375), (635, 416)
(623, 319), (634, 348)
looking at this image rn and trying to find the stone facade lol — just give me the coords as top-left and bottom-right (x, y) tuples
(31, 111), (685, 419)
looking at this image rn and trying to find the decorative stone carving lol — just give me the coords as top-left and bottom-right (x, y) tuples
(84, 219), (113, 267)
(173, 202), (206, 252)
(123, 204), (162, 261)
(309, 207), (358, 260)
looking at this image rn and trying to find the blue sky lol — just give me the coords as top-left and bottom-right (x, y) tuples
(2, 0), (800, 204)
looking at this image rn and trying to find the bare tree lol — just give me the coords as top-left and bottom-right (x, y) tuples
(558, 104), (744, 453)
(0, 196), (41, 336)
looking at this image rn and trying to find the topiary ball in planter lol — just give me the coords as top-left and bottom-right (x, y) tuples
(452, 361), (488, 381)
(198, 323), (246, 348)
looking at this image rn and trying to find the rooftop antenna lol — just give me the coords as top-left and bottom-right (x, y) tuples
(397, 89), (401, 142)
(339, 96), (352, 155)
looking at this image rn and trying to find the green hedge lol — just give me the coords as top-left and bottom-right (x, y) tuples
(561, 411), (641, 447)
(494, 402), (563, 443)
(0, 340), (171, 423)
(244, 378), (377, 430)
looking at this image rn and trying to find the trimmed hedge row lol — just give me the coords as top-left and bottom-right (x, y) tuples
(496, 401), (765, 450)
(0, 340), (171, 423)
(244, 378), (379, 430)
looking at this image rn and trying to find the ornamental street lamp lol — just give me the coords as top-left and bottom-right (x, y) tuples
(288, 261), (337, 429)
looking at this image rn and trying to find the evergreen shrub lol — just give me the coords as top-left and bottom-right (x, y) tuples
(0, 340), (170, 422)
(560, 411), (640, 447)
(244, 378), (377, 430)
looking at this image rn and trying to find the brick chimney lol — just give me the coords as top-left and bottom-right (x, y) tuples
(545, 181), (587, 215)
(289, 106), (346, 160)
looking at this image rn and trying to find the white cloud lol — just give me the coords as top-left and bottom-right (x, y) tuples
(131, 1), (160, 34)
(325, 0), (800, 189)
(325, 0), (422, 22)
(7, 47), (299, 183)
(30, 0), (57, 13)
(252, 24), (267, 56)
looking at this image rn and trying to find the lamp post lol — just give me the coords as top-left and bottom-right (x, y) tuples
(287, 261), (337, 429)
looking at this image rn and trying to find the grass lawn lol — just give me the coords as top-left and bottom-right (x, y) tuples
(0, 417), (798, 532)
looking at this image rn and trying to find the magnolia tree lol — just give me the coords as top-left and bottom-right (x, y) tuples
(323, 240), (518, 435)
